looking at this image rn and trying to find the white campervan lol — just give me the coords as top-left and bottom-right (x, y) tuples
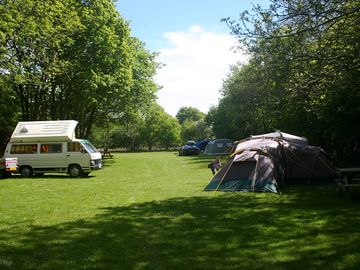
(4, 120), (102, 177)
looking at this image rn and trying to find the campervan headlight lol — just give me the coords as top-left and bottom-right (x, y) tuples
(90, 160), (95, 166)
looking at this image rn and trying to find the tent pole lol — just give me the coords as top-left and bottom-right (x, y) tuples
(273, 179), (282, 195)
(251, 160), (258, 195)
(214, 157), (235, 194)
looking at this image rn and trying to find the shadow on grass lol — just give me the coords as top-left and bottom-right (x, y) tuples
(2, 174), (96, 181)
(1, 187), (360, 270)
(180, 155), (230, 170)
(102, 158), (117, 168)
(178, 155), (221, 163)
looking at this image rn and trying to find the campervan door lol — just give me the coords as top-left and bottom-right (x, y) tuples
(36, 143), (65, 168)
(66, 141), (89, 169)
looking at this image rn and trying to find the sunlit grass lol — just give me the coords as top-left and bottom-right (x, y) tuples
(0, 152), (359, 269)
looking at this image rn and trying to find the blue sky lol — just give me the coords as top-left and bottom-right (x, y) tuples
(116, 1), (269, 116)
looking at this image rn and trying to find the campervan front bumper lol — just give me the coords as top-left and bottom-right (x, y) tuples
(90, 159), (102, 170)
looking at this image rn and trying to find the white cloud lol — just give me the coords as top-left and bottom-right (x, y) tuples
(155, 25), (248, 117)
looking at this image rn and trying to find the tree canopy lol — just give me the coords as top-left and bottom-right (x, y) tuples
(0, 0), (158, 138)
(214, 0), (360, 163)
(175, 106), (205, 124)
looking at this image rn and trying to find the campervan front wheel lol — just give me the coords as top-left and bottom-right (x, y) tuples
(68, 165), (82, 178)
(20, 166), (33, 178)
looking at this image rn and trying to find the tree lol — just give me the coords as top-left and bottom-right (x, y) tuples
(0, 0), (82, 121)
(157, 114), (181, 150)
(0, 77), (19, 152)
(0, 0), (159, 138)
(180, 120), (198, 142)
(210, 61), (278, 140)
(180, 118), (212, 142)
(176, 106), (205, 124)
(140, 103), (180, 150)
(175, 106), (213, 142)
(218, 0), (360, 162)
(57, 0), (134, 137)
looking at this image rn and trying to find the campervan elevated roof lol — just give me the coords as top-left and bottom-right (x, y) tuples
(10, 120), (78, 143)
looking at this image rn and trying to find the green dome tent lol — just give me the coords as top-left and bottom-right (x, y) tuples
(204, 131), (338, 193)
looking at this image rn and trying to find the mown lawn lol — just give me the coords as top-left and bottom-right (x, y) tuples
(0, 152), (360, 270)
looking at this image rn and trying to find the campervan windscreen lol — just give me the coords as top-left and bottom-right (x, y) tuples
(81, 140), (98, 154)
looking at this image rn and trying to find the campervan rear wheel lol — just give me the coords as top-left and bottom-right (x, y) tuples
(68, 165), (82, 178)
(20, 166), (33, 178)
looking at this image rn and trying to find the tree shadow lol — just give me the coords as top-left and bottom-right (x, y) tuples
(3, 174), (96, 181)
(179, 155), (228, 168)
(101, 158), (117, 168)
(1, 187), (360, 269)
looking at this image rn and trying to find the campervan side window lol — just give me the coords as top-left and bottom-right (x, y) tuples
(11, 144), (38, 154)
(40, 144), (62, 153)
(67, 142), (81, 152)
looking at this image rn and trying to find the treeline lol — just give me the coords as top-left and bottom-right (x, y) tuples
(90, 106), (213, 151)
(207, 0), (360, 164)
(1, 0), (359, 163)
(0, 0), (212, 153)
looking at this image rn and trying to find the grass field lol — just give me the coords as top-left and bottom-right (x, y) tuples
(0, 152), (360, 270)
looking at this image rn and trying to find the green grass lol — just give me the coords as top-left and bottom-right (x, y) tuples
(0, 152), (360, 269)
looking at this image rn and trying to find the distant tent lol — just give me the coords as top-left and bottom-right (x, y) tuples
(202, 139), (233, 156)
(204, 131), (338, 193)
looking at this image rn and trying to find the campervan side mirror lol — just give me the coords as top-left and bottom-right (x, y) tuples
(80, 148), (86, 154)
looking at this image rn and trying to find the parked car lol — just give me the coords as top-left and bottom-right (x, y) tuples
(178, 141), (200, 156)
(195, 140), (210, 152)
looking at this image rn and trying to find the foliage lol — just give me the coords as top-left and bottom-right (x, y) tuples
(212, 63), (274, 140)
(140, 103), (181, 150)
(0, 152), (360, 269)
(176, 106), (212, 142)
(0, 77), (19, 149)
(1, 0), (81, 122)
(176, 106), (205, 124)
(155, 113), (181, 150)
(0, 0), (158, 138)
(180, 119), (198, 142)
(216, 0), (360, 162)
(90, 103), (181, 151)
(180, 119), (213, 142)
